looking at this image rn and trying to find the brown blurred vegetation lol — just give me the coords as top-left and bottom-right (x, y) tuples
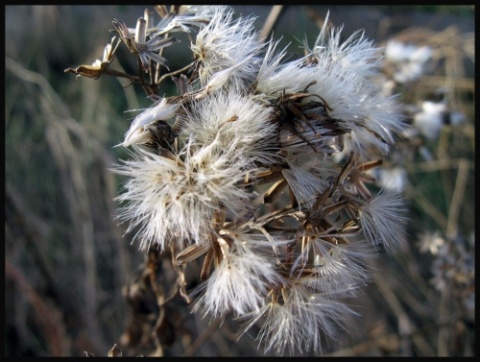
(5, 5), (475, 357)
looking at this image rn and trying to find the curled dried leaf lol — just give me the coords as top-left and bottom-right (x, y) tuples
(65, 37), (120, 79)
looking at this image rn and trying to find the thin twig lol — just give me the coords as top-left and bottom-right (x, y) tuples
(5, 261), (67, 356)
(325, 317), (459, 357)
(258, 5), (283, 42)
(183, 317), (223, 356)
(437, 288), (450, 356)
(373, 271), (434, 356)
(405, 158), (472, 173)
(405, 183), (448, 232)
(156, 62), (194, 86)
(446, 159), (469, 239)
(103, 68), (142, 82)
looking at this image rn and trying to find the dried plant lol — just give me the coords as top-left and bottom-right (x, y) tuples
(6, 4), (474, 358)
(64, 5), (412, 356)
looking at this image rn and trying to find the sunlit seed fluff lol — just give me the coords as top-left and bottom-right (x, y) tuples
(313, 12), (382, 79)
(114, 91), (277, 251)
(336, 92), (405, 158)
(306, 69), (402, 157)
(304, 22), (405, 156)
(178, 90), (278, 166)
(254, 40), (309, 97)
(192, 234), (284, 318)
(191, 6), (263, 89)
(195, 55), (256, 96)
(154, 5), (216, 35)
(242, 283), (356, 356)
(114, 137), (253, 250)
(358, 189), (408, 251)
(281, 158), (332, 208)
(300, 242), (373, 295)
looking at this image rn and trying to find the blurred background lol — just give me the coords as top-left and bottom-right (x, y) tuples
(5, 5), (475, 357)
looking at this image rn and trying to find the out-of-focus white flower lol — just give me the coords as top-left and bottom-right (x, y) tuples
(413, 101), (447, 140)
(449, 110), (466, 126)
(417, 231), (445, 255)
(374, 166), (408, 193)
(385, 40), (433, 83)
(430, 234), (474, 322)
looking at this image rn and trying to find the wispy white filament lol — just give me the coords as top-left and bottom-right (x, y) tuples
(359, 190), (407, 250)
(193, 235), (284, 317)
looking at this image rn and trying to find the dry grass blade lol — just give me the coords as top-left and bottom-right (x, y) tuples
(446, 159), (469, 239)
(183, 318), (224, 357)
(258, 5), (283, 42)
(5, 261), (69, 356)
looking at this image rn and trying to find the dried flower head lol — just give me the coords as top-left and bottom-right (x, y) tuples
(191, 6), (263, 89)
(64, 36), (121, 79)
(67, 5), (410, 356)
(113, 17), (177, 71)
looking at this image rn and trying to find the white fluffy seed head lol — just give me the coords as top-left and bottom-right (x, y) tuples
(114, 141), (251, 250)
(303, 22), (406, 157)
(110, 7), (410, 356)
(314, 17), (382, 79)
(242, 283), (357, 356)
(254, 40), (313, 99)
(192, 6), (263, 90)
(300, 241), (373, 295)
(114, 91), (278, 251)
(154, 5), (217, 35)
(358, 189), (408, 251)
(192, 234), (284, 318)
(179, 90), (278, 166)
